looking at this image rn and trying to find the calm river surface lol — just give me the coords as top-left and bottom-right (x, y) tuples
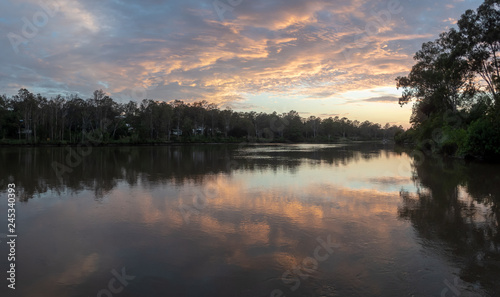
(0, 143), (499, 297)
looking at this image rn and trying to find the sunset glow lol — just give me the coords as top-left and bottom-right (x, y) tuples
(1, 0), (484, 127)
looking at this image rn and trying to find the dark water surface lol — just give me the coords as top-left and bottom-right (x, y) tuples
(0, 143), (499, 297)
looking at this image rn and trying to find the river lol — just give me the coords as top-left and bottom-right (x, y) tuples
(0, 143), (498, 296)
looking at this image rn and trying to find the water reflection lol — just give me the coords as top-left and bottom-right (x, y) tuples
(0, 143), (388, 201)
(0, 144), (497, 297)
(399, 156), (500, 294)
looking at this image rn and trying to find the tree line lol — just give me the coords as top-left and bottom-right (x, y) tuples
(0, 143), (388, 201)
(396, 0), (500, 160)
(0, 88), (403, 144)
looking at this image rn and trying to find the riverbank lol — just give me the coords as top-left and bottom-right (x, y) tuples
(394, 141), (500, 164)
(0, 137), (393, 147)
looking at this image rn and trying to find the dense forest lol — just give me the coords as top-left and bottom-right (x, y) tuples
(0, 88), (403, 145)
(396, 0), (500, 160)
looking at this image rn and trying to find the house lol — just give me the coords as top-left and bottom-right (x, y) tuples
(192, 126), (205, 135)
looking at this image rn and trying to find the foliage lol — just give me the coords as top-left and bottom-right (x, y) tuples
(0, 88), (403, 145)
(464, 117), (500, 159)
(396, 0), (500, 160)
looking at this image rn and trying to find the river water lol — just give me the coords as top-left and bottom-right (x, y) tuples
(0, 143), (498, 297)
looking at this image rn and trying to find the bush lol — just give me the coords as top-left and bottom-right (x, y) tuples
(464, 118), (500, 160)
(437, 127), (467, 156)
(228, 127), (247, 138)
(395, 128), (417, 144)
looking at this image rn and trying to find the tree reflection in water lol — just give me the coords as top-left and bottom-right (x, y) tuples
(398, 155), (500, 293)
(0, 143), (384, 202)
(2, 144), (499, 296)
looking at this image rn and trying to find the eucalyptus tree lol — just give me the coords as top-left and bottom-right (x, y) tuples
(321, 117), (335, 141)
(255, 112), (273, 139)
(170, 99), (186, 136)
(32, 93), (47, 142)
(395, 0), (500, 158)
(156, 102), (173, 140)
(456, 0), (500, 109)
(306, 116), (321, 139)
(282, 110), (304, 142)
(64, 95), (85, 142)
(140, 99), (155, 140)
(396, 32), (473, 127)
(0, 95), (8, 138)
(220, 108), (233, 137)
(206, 103), (218, 137)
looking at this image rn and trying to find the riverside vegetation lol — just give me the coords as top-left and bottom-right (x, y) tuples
(0, 88), (403, 145)
(395, 0), (500, 161)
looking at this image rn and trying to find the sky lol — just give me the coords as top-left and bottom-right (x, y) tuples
(0, 0), (485, 128)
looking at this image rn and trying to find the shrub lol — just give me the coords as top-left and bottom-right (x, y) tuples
(440, 127), (467, 156)
(464, 118), (500, 160)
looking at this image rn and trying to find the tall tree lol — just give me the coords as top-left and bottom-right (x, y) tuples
(396, 31), (473, 126)
(456, 0), (500, 108)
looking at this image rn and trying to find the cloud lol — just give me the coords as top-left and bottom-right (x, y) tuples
(319, 113), (342, 118)
(0, 0), (485, 122)
(360, 96), (400, 103)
